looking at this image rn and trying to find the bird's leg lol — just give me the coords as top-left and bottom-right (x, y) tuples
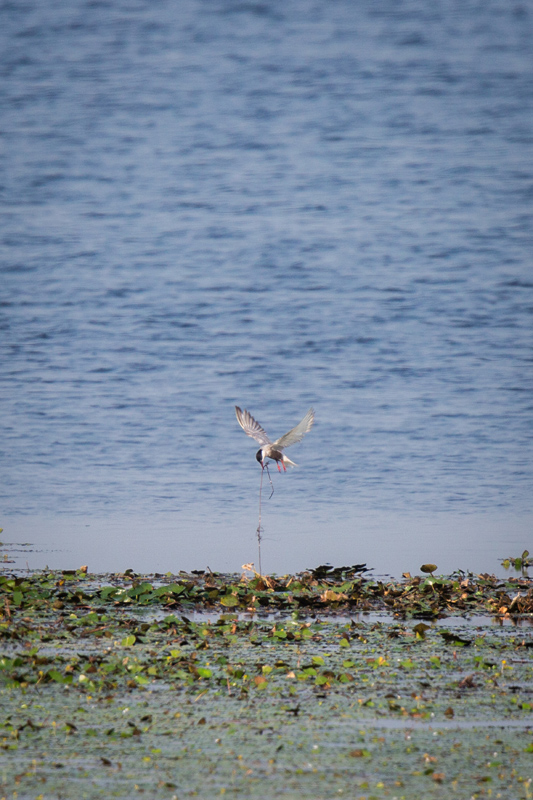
(265, 463), (274, 499)
(276, 461), (282, 473)
(281, 461), (287, 472)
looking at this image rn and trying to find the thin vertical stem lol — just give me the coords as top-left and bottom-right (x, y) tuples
(257, 466), (264, 577)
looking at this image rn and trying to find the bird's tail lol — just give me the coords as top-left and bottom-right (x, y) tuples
(281, 454), (298, 468)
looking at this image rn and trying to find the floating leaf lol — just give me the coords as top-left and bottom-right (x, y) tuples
(339, 672), (354, 683)
(440, 631), (471, 647)
(48, 670), (72, 685)
(220, 594), (238, 607)
(196, 667), (212, 679)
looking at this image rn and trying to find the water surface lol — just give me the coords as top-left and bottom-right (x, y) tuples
(1, 0), (532, 575)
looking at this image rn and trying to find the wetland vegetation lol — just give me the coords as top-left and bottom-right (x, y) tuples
(1, 565), (532, 799)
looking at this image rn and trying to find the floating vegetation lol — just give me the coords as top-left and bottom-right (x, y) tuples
(1, 567), (532, 798)
(1, 565), (532, 619)
(502, 550), (532, 572)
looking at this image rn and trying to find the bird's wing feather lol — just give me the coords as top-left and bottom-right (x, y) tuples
(274, 408), (314, 450)
(235, 407), (272, 446)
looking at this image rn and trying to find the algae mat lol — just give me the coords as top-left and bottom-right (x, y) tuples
(1, 569), (533, 799)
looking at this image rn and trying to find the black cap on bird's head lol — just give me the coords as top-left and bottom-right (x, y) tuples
(255, 449), (263, 464)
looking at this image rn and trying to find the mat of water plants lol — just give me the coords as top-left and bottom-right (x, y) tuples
(1, 567), (532, 799)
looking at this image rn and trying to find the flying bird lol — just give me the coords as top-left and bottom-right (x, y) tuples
(235, 406), (314, 472)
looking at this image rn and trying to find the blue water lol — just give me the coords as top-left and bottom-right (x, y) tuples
(1, 0), (532, 576)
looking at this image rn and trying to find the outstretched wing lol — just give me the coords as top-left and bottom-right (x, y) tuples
(235, 406), (272, 446)
(274, 408), (314, 450)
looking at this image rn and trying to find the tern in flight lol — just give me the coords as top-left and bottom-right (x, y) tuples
(235, 406), (314, 472)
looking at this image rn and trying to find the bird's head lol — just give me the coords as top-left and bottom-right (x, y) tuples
(255, 449), (263, 465)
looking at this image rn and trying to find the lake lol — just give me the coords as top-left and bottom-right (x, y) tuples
(1, 0), (532, 577)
